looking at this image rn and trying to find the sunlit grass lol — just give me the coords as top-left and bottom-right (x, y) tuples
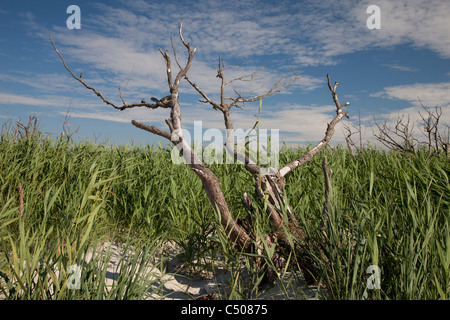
(0, 131), (448, 299)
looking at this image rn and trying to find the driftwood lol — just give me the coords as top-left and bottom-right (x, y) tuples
(50, 23), (350, 284)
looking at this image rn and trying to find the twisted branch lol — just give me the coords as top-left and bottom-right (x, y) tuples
(279, 74), (349, 178)
(49, 35), (171, 111)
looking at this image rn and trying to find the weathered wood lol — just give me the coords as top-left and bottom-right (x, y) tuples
(51, 23), (349, 286)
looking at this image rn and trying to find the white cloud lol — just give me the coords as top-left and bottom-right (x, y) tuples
(48, 27), (313, 103)
(66, 102), (175, 126)
(279, 0), (450, 65)
(44, 0), (450, 108)
(0, 90), (113, 112)
(9, 0), (450, 148)
(0, 73), (82, 93)
(50, 30), (168, 93)
(33, 0), (450, 74)
(180, 102), (349, 144)
(0, 92), (66, 107)
(64, 111), (131, 124)
(371, 82), (450, 108)
(355, 0), (450, 57)
(368, 81), (450, 147)
(135, 98), (349, 145)
(381, 64), (418, 72)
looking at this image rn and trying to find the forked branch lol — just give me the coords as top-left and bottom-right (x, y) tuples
(49, 35), (171, 112)
(51, 24), (252, 252)
(373, 113), (417, 153)
(185, 57), (299, 128)
(51, 23), (352, 286)
(278, 74), (349, 178)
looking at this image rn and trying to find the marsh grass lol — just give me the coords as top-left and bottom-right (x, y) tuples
(289, 146), (450, 299)
(0, 129), (449, 299)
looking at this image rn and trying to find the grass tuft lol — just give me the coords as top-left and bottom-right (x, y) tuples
(0, 130), (448, 299)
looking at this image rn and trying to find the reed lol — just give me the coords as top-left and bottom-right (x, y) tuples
(0, 129), (448, 299)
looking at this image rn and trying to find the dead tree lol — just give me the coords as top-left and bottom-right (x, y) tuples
(418, 104), (449, 156)
(343, 111), (363, 158)
(61, 107), (80, 144)
(373, 104), (449, 156)
(50, 24), (350, 284)
(373, 113), (417, 154)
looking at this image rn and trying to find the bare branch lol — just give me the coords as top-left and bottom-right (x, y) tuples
(417, 101), (450, 155)
(230, 70), (299, 111)
(343, 112), (364, 157)
(50, 35), (170, 111)
(165, 118), (175, 133)
(171, 24), (198, 91)
(51, 24), (254, 253)
(178, 22), (188, 48)
(159, 48), (173, 89)
(372, 113), (417, 153)
(118, 85), (127, 106)
(118, 68), (135, 106)
(184, 76), (222, 110)
(171, 33), (184, 71)
(279, 74), (349, 178)
(52, 24), (351, 281)
(61, 106), (80, 143)
(343, 123), (357, 156)
(14, 116), (40, 140)
(225, 65), (266, 86)
(327, 74), (350, 118)
(131, 120), (172, 140)
(186, 57), (298, 115)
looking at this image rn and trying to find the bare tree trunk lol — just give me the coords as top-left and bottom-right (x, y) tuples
(191, 162), (252, 250)
(50, 24), (350, 286)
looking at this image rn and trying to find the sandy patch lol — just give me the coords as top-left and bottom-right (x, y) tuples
(0, 240), (326, 300)
(94, 241), (326, 300)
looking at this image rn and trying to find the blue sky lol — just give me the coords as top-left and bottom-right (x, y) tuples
(0, 0), (449, 147)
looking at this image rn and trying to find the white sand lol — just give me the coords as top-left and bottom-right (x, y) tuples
(0, 240), (326, 300)
(94, 241), (326, 300)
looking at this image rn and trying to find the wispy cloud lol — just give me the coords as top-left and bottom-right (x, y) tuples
(179, 101), (350, 144)
(64, 111), (131, 124)
(19, 11), (41, 32)
(6, 0), (450, 147)
(49, 30), (168, 94)
(66, 102), (175, 125)
(45, 0), (450, 90)
(371, 82), (450, 108)
(381, 64), (418, 72)
(0, 92), (68, 107)
(0, 72), (82, 93)
(283, 0), (450, 65)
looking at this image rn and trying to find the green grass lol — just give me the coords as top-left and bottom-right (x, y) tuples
(0, 131), (449, 299)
